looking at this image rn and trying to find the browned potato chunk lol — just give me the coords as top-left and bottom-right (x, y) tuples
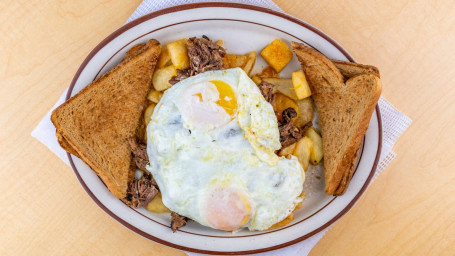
(146, 192), (170, 213)
(251, 74), (262, 85)
(262, 78), (297, 100)
(167, 39), (190, 69)
(250, 66), (278, 84)
(215, 40), (224, 46)
(144, 103), (156, 126)
(157, 46), (171, 68)
(294, 97), (314, 128)
(278, 143), (297, 156)
(147, 89), (163, 104)
(294, 136), (313, 171)
(261, 39), (293, 72)
(292, 70), (312, 99)
(242, 51), (257, 75)
(152, 65), (176, 91)
(305, 127), (323, 164)
(223, 54), (248, 69)
(259, 66), (279, 78)
(273, 93), (299, 123)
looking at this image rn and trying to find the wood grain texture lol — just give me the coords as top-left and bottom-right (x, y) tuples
(0, 0), (454, 255)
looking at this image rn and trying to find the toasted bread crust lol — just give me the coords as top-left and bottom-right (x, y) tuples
(56, 131), (80, 157)
(332, 60), (380, 80)
(291, 42), (382, 195)
(51, 39), (160, 198)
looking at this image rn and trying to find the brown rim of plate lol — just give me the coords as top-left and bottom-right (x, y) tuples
(64, 2), (383, 255)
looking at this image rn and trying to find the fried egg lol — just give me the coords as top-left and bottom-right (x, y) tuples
(146, 68), (304, 231)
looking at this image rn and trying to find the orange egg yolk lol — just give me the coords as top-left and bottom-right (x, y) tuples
(204, 187), (250, 231)
(210, 80), (237, 116)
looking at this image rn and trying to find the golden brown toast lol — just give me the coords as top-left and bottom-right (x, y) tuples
(332, 60), (380, 80)
(51, 39), (161, 198)
(291, 42), (382, 195)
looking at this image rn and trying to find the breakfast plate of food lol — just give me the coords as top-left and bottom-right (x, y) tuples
(51, 3), (382, 254)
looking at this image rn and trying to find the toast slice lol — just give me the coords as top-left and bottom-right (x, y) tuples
(291, 42), (382, 195)
(57, 43), (149, 155)
(51, 39), (161, 198)
(332, 60), (380, 81)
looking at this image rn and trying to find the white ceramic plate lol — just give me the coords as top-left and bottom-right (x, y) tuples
(66, 3), (382, 254)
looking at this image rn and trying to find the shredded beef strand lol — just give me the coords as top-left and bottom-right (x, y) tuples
(128, 137), (149, 171)
(125, 173), (158, 208)
(258, 81), (275, 104)
(168, 37), (226, 84)
(169, 69), (191, 85)
(186, 37), (226, 74)
(278, 108), (312, 147)
(282, 108), (298, 123)
(170, 212), (188, 232)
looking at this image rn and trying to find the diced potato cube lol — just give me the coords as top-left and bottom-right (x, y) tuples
(292, 70), (312, 99)
(215, 40), (224, 46)
(305, 127), (323, 164)
(273, 93), (299, 123)
(260, 39), (293, 72)
(294, 136), (313, 171)
(152, 65), (176, 91)
(157, 46), (171, 68)
(242, 51), (257, 75)
(278, 143), (297, 156)
(294, 97), (314, 128)
(146, 192), (170, 213)
(251, 74), (262, 85)
(147, 89), (163, 104)
(167, 39), (190, 69)
(262, 78), (297, 100)
(223, 54), (247, 69)
(144, 103), (156, 126)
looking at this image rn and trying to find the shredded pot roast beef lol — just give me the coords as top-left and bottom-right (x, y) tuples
(258, 81), (275, 104)
(169, 69), (191, 85)
(170, 212), (188, 232)
(128, 136), (189, 231)
(257, 82), (313, 148)
(169, 36), (226, 84)
(125, 173), (158, 208)
(128, 137), (149, 171)
(187, 36), (226, 74)
(279, 108), (312, 147)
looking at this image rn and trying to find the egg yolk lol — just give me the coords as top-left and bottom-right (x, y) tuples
(204, 187), (250, 231)
(180, 80), (237, 129)
(209, 80), (237, 116)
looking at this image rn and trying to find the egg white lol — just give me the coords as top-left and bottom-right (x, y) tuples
(146, 68), (304, 231)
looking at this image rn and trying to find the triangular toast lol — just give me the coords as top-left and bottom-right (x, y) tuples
(51, 39), (161, 198)
(291, 42), (382, 195)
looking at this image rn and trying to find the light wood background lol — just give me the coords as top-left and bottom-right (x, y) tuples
(1, 0), (454, 255)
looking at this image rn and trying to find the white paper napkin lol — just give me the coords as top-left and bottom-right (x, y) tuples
(31, 1), (412, 255)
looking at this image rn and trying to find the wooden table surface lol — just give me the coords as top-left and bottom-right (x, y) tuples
(1, 0), (454, 255)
